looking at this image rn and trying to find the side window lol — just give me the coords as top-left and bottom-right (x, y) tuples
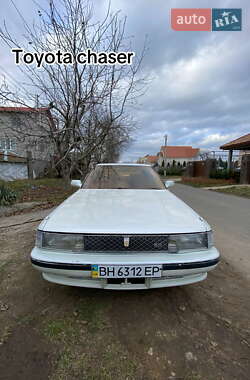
(0, 137), (17, 152)
(5, 138), (11, 150)
(11, 139), (17, 151)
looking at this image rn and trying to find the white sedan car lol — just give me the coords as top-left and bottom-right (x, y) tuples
(31, 164), (220, 290)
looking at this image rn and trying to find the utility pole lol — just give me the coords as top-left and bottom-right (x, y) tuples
(164, 134), (168, 177)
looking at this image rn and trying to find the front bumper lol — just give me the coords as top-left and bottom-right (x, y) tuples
(30, 247), (220, 290)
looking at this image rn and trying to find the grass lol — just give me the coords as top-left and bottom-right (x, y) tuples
(43, 298), (109, 342)
(0, 261), (9, 273)
(213, 186), (250, 199)
(0, 259), (19, 284)
(76, 297), (109, 331)
(44, 319), (78, 342)
(181, 176), (236, 188)
(0, 183), (17, 206)
(0, 261), (10, 283)
(184, 374), (202, 380)
(43, 299), (137, 380)
(50, 341), (137, 380)
(17, 314), (35, 326)
(0, 325), (11, 345)
(0, 178), (77, 209)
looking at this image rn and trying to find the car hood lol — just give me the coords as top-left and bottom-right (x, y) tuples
(40, 189), (210, 234)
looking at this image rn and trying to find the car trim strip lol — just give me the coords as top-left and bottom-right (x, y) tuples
(31, 258), (219, 271)
(162, 258), (219, 270)
(31, 259), (92, 270)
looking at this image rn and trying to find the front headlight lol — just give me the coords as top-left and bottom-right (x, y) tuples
(36, 231), (84, 252)
(207, 230), (214, 249)
(35, 230), (43, 248)
(168, 231), (213, 252)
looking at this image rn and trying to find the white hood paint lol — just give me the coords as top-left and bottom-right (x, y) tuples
(40, 189), (210, 234)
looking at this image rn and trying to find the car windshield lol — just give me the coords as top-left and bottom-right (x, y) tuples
(82, 165), (165, 190)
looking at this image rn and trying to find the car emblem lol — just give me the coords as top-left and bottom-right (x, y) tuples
(124, 237), (130, 248)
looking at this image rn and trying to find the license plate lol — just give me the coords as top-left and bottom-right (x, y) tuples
(91, 265), (162, 278)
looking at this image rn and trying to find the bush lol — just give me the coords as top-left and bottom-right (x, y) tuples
(0, 183), (17, 206)
(210, 169), (231, 180)
(181, 176), (236, 187)
(210, 169), (240, 183)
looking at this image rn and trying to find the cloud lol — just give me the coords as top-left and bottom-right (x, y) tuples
(0, 0), (249, 161)
(116, 0), (250, 161)
(199, 133), (240, 147)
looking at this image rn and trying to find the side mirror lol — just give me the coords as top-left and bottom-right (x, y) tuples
(165, 180), (175, 188)
(71, 180), (82, 188)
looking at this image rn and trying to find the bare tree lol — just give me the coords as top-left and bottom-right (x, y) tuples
(0, 0), (146, 179)
(90, 115), (133, 164)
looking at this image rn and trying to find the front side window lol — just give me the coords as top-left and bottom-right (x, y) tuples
(82, 165), (165, 190)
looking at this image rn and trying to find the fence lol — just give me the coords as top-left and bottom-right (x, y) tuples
(0, 152), (48, 181)
(185, 159), (217, 178)
(199, 150), (240, 163)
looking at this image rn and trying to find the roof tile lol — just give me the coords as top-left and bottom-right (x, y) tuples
(160, 146), (200, 158)
(0, 107), (49, 113)
(145, 155), (158, 163)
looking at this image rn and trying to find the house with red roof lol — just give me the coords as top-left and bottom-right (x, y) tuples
(138, 154), (158, 165)
(158, 146), (200, 168)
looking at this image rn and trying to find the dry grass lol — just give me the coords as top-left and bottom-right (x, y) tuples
(213, 186), (250, 199)
(2, 178), (77, 207)
(181, 177), (236, 188)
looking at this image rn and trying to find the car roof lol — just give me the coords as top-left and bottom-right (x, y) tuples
(96, 163), (151, 167)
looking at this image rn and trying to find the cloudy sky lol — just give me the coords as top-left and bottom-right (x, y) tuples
(0, 0), (249, 161)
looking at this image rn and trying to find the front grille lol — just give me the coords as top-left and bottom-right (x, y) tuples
(83, 235), (168, 252)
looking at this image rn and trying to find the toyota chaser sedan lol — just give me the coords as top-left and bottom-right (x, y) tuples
(31, 163), (220, 290)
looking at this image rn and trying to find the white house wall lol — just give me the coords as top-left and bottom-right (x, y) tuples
(0, 112), (54, 160)
(0, 162), (28, 181)
(158, 156), (199, 166)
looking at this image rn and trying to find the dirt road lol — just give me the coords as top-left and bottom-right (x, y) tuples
(0, 207), (249, 380)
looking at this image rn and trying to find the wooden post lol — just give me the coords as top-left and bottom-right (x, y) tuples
(164, 134), (168, 177)
(228, 150), (233, 171)
(27, 150), (34, 179)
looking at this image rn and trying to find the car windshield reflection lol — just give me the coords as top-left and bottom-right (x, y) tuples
(82, 165), (165, 190)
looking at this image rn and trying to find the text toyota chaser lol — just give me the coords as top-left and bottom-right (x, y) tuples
(31, 164), (220, 290)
